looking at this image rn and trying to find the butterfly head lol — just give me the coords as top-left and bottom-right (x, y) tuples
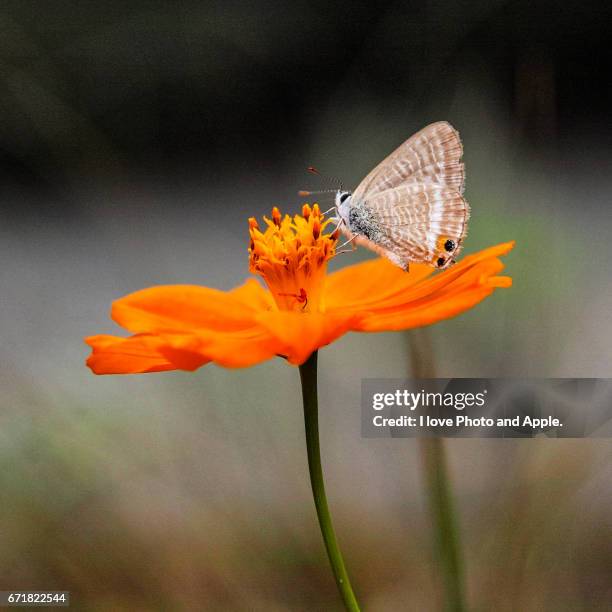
(335, 190), (352, 214)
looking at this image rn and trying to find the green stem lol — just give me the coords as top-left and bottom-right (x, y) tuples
(299, 351), (361, 612)
(410, 329), (466, 611)
(419, 438), (466, 612)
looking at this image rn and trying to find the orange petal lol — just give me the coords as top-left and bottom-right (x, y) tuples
(395, 257), (506, 308)
(354, 247), (513, 332)
(158, 326), (280, 369)
(390, 242), (514, 305)
(485, 276), (512, 288)
(86, 324), (280, 373)
(228, 278), (275, 311)
(256, 310), (359, 365)
(324, 257), (433, 311)
(327, 242), (514, 314)
(112, 283), (261, 334)
(85, 334), (176, 374)
(356, 285), (498, 331)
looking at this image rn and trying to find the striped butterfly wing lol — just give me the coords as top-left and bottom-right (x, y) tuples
(352, 121), (465, 201)
(361, 181), (470, 270)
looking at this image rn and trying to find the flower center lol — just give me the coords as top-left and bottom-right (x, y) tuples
(248, 204), (338, 312)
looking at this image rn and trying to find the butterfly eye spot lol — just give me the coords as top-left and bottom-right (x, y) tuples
(444, 239), (456, 252)
(437, 257), (446, 268)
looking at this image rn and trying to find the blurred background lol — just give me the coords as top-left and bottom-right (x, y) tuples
(1, 1), (612, 609)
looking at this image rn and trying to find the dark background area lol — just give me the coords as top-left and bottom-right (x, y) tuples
(2, 0), (611, 201)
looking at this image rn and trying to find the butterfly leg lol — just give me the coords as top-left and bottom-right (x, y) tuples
(332, 233), (361, 258)
(333, 249), (356, 257)
(327, 213), (343, 231)
(337, 233), (359, 250)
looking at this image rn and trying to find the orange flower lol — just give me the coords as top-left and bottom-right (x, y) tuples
(85, 205), (514, 374)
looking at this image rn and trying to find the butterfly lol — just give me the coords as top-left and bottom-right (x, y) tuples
(330, 121), (469, 271)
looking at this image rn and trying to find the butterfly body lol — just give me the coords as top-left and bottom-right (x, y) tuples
(335, 193), (403, 267)
(331, 121), (469, 271)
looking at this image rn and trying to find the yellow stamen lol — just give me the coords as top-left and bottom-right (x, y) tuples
(248, 206), (338, 312)
(272, 207), (282, 227)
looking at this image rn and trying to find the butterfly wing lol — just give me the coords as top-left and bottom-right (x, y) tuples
(352, 121), (464, 201)
(352, 181), (470, 270)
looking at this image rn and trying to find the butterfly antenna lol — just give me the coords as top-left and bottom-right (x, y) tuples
(298, 166), (344, 197)
(298, 188), (338, 197)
